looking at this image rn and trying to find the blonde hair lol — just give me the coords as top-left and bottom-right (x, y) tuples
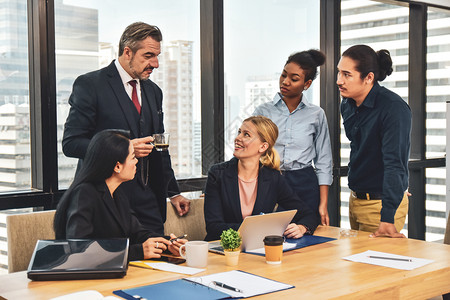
(243, 116), (280, 170)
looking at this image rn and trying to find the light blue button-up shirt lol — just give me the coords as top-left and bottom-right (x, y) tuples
(253, 93), (333, 185)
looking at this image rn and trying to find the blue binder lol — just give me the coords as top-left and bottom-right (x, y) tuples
(113, 278), (230, 300)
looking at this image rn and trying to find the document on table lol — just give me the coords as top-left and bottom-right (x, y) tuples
(185, 270), (294, 298)
(342, 250), (434, 270)
(145, 262), (205, 275)
(50, 290), (120, 300)
(130, 261), (205, 275)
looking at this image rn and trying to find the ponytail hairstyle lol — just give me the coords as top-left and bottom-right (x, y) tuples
(54, 129), (131, 239)
(342, 44), (393, 82)
(285, 49), (326, 82)
(243, 116), (280, 171)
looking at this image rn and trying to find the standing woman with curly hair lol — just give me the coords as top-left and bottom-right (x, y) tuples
(204, 116), (319, 241)
(254, 50), (333, 226)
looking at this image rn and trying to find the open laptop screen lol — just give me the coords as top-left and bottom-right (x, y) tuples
(209, 210), (297, 253)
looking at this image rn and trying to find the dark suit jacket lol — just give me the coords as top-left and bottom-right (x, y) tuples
(62, 61), (179, 233)
(204, 158), (320, 241)
(62, 181), (160, 261)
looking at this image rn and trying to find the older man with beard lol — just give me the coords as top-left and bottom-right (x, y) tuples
(62, 22), (190, 235)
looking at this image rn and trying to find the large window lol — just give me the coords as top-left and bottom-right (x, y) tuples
(55, 0), (201, 188)
(339, 0), (410, 231)
(0, 0), (31, 193)
(1, 0), (449, 275)
(223, 0), (320, 159)
(425, 7), (450, 242)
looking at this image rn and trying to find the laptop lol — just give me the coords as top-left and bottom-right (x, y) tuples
(27, 239), (129, 281)
(209, 209), (297, 254)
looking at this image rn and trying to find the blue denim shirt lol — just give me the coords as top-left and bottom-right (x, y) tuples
(254, 93), (333, 186)
(340, 82), (411, 223)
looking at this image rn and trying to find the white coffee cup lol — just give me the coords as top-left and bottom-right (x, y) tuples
(179, 241), (208, 268)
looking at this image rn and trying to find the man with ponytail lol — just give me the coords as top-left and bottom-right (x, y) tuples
(204, 116), (319, 241)
(337, 45), (411, 238)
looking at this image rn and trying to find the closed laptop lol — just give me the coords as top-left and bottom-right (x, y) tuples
(27, 239), (129, 281)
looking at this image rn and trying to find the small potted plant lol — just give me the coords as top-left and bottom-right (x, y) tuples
(220, 228), (242, 266)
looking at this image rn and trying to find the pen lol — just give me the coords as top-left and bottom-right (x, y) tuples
(212, 281), (243, 293)
(368, 255), (412, 262)
(170, 234), (187, 242)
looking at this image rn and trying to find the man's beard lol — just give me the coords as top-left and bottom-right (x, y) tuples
(129, 56), (151, 81)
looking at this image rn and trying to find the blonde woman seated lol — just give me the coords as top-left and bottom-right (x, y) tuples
(204, 116), (320, 241)
(54, 129), (186, 261)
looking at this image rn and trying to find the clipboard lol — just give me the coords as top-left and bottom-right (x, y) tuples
(185, 270), (294, 298)
(114, 270), (294, 299)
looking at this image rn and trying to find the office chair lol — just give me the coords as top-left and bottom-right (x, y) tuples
(6, 210), (56, 273)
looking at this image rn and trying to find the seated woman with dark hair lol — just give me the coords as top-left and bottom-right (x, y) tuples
(54, 129), (186, 261)
(204, 116), (320, 241)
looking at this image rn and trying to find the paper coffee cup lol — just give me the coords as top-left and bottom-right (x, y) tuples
(263, 235), (284, 264)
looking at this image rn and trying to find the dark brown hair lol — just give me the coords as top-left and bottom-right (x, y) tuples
(342, 44), (393, 82)
(286, 49), (326, 82)
(119, 22), (162, 56)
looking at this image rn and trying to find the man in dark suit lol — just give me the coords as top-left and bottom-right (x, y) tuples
(62, 22), (190, 235)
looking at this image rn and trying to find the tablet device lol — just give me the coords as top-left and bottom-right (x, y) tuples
(27, 239), (129, 280)
(208, 209), (297, 253)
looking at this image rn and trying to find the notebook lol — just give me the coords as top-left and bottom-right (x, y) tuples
(27, 239), (129, 280)
(209, 209), (297, 254)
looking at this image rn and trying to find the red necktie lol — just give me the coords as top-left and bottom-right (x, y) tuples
(128, 80), (141, 114)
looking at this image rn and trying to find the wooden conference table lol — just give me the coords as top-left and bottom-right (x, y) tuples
(1, 226), (449, 300)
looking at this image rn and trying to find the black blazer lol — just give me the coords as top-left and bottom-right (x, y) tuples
(62, 182), (160, 261)
(62, 61), (179, 233)
(204, 158), (320, 241)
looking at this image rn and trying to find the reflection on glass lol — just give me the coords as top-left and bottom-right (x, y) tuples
(55, 0), (201, 188)
(425, 168), (446, 242)
(425, 7), (449, 242)
(223, 0), (320, 160)
(339, 0), (409, 232)
(0, 0), (31, 192)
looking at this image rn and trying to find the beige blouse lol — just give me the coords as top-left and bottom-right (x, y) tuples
(238, 176), (258, 219)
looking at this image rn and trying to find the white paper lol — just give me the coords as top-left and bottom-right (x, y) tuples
(186, 270), (293, 298)
(245, 242), (297, 255)
(342, 250), (434, 270)
(145, 262), (205, 275)
(50, 290), (120, 300)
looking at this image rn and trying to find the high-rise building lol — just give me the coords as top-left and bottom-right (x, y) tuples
(0, 0), (100, 274)
(192, 120), (202, 175)
(153, 40), (194, 177)
(243, 75), (280, 119)
(224, 75), (279, 159)
(340, 0), (450, 241)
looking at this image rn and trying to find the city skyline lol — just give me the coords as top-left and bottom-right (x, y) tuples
(0, 0), (449, 274)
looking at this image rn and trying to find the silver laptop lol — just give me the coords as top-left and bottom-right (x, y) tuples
(209, 209), (297, 254)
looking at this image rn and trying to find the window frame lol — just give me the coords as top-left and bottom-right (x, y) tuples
(0, 0), (449, 243)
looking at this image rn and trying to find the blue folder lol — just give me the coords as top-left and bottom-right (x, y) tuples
(113, 278), (230, 300)
(244, 235), (336, 256)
